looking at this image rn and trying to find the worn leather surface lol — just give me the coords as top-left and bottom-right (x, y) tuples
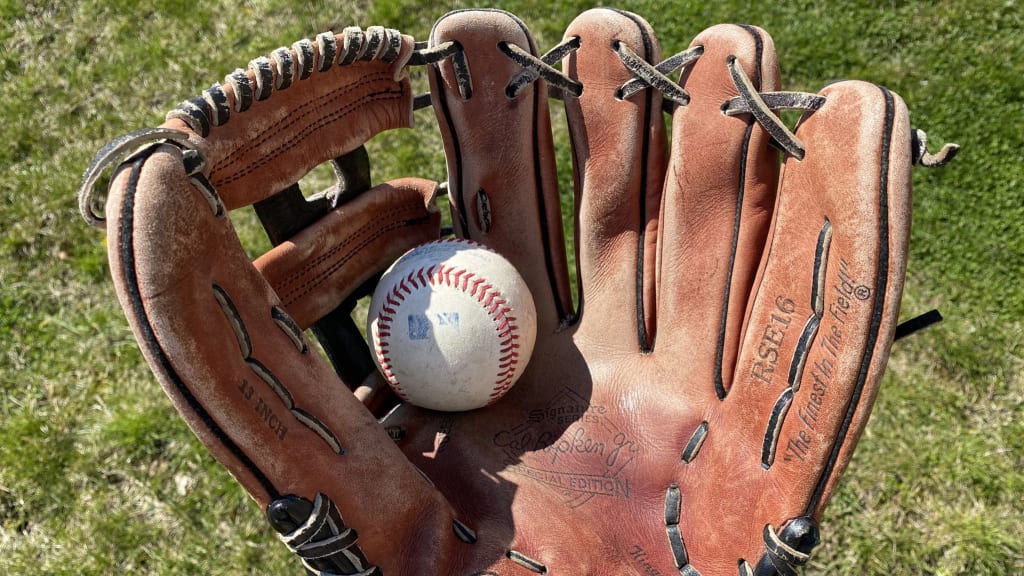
(102, 8), (913, 576)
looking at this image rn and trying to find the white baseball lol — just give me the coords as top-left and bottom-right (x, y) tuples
(366, 239), (537, 412)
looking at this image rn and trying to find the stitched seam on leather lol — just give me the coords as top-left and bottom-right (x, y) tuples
(374, 240), (521, 404)
(432, 63), (471, 234)
(614, 9), (658, 354)
(167, 27), (402, 140)
(273, 205), (422, 305)
(276, 204), (411, 292)
(211, 84), (404, 187)
(208, 72), (388, 173)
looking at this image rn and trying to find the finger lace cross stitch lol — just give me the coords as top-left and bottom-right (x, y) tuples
(500, 36), (582, 98)
(617, 44), (704, 105)
(613, 41), (697, 106)
(411, 37), (582, 102)
(721, 56), (826, 159)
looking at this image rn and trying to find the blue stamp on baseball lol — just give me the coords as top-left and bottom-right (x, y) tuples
(408, 314), (432, 340)
(408, 312), (460, 340)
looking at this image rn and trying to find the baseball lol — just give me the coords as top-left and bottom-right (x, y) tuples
(366, 239), (537, 412)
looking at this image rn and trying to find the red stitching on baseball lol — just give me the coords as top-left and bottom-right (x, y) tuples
(471, 278), (487, 299)
(373, 239), (523, 406)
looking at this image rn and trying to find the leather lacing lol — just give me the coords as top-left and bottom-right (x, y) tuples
(487, 37), (961, 168)
(500, 38), (583, 98)
(272, 492), (382, 576)
(167, 26), (403, 138)
(612, 42), (828, 159)
(409, 35), (583, 103)
(78, 30), (958, 229)
(413, 36), (852, 164)
(616, 43), (959, 165)
(613, 42), (703, 106)
(77, 26), (403, 229)
(211, 282), (348, 456)
(411, 34), (825, 160)
(722, 55), (825, 160)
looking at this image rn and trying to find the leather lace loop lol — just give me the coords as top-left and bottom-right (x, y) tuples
(911, 127), (960, 167)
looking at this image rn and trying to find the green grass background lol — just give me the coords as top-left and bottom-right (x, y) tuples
(1, 0), (1021, 574)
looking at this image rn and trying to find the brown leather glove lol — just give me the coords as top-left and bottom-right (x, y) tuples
(78, 8), (957, 576)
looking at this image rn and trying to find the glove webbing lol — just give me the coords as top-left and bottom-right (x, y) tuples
(167, 26), (403, 138)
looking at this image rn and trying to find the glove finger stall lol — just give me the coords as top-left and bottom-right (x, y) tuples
(564, 8), (667, 352)
(655, 24), (782, 398)
(670, 81), (913, 573)
(428, 9), (574, 329)
(732, 81), (912, 513)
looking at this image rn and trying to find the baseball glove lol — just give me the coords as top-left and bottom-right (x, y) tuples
(78, 8), (957, 575)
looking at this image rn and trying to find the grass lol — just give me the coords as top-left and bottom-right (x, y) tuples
(1, 0), (1021, 574)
